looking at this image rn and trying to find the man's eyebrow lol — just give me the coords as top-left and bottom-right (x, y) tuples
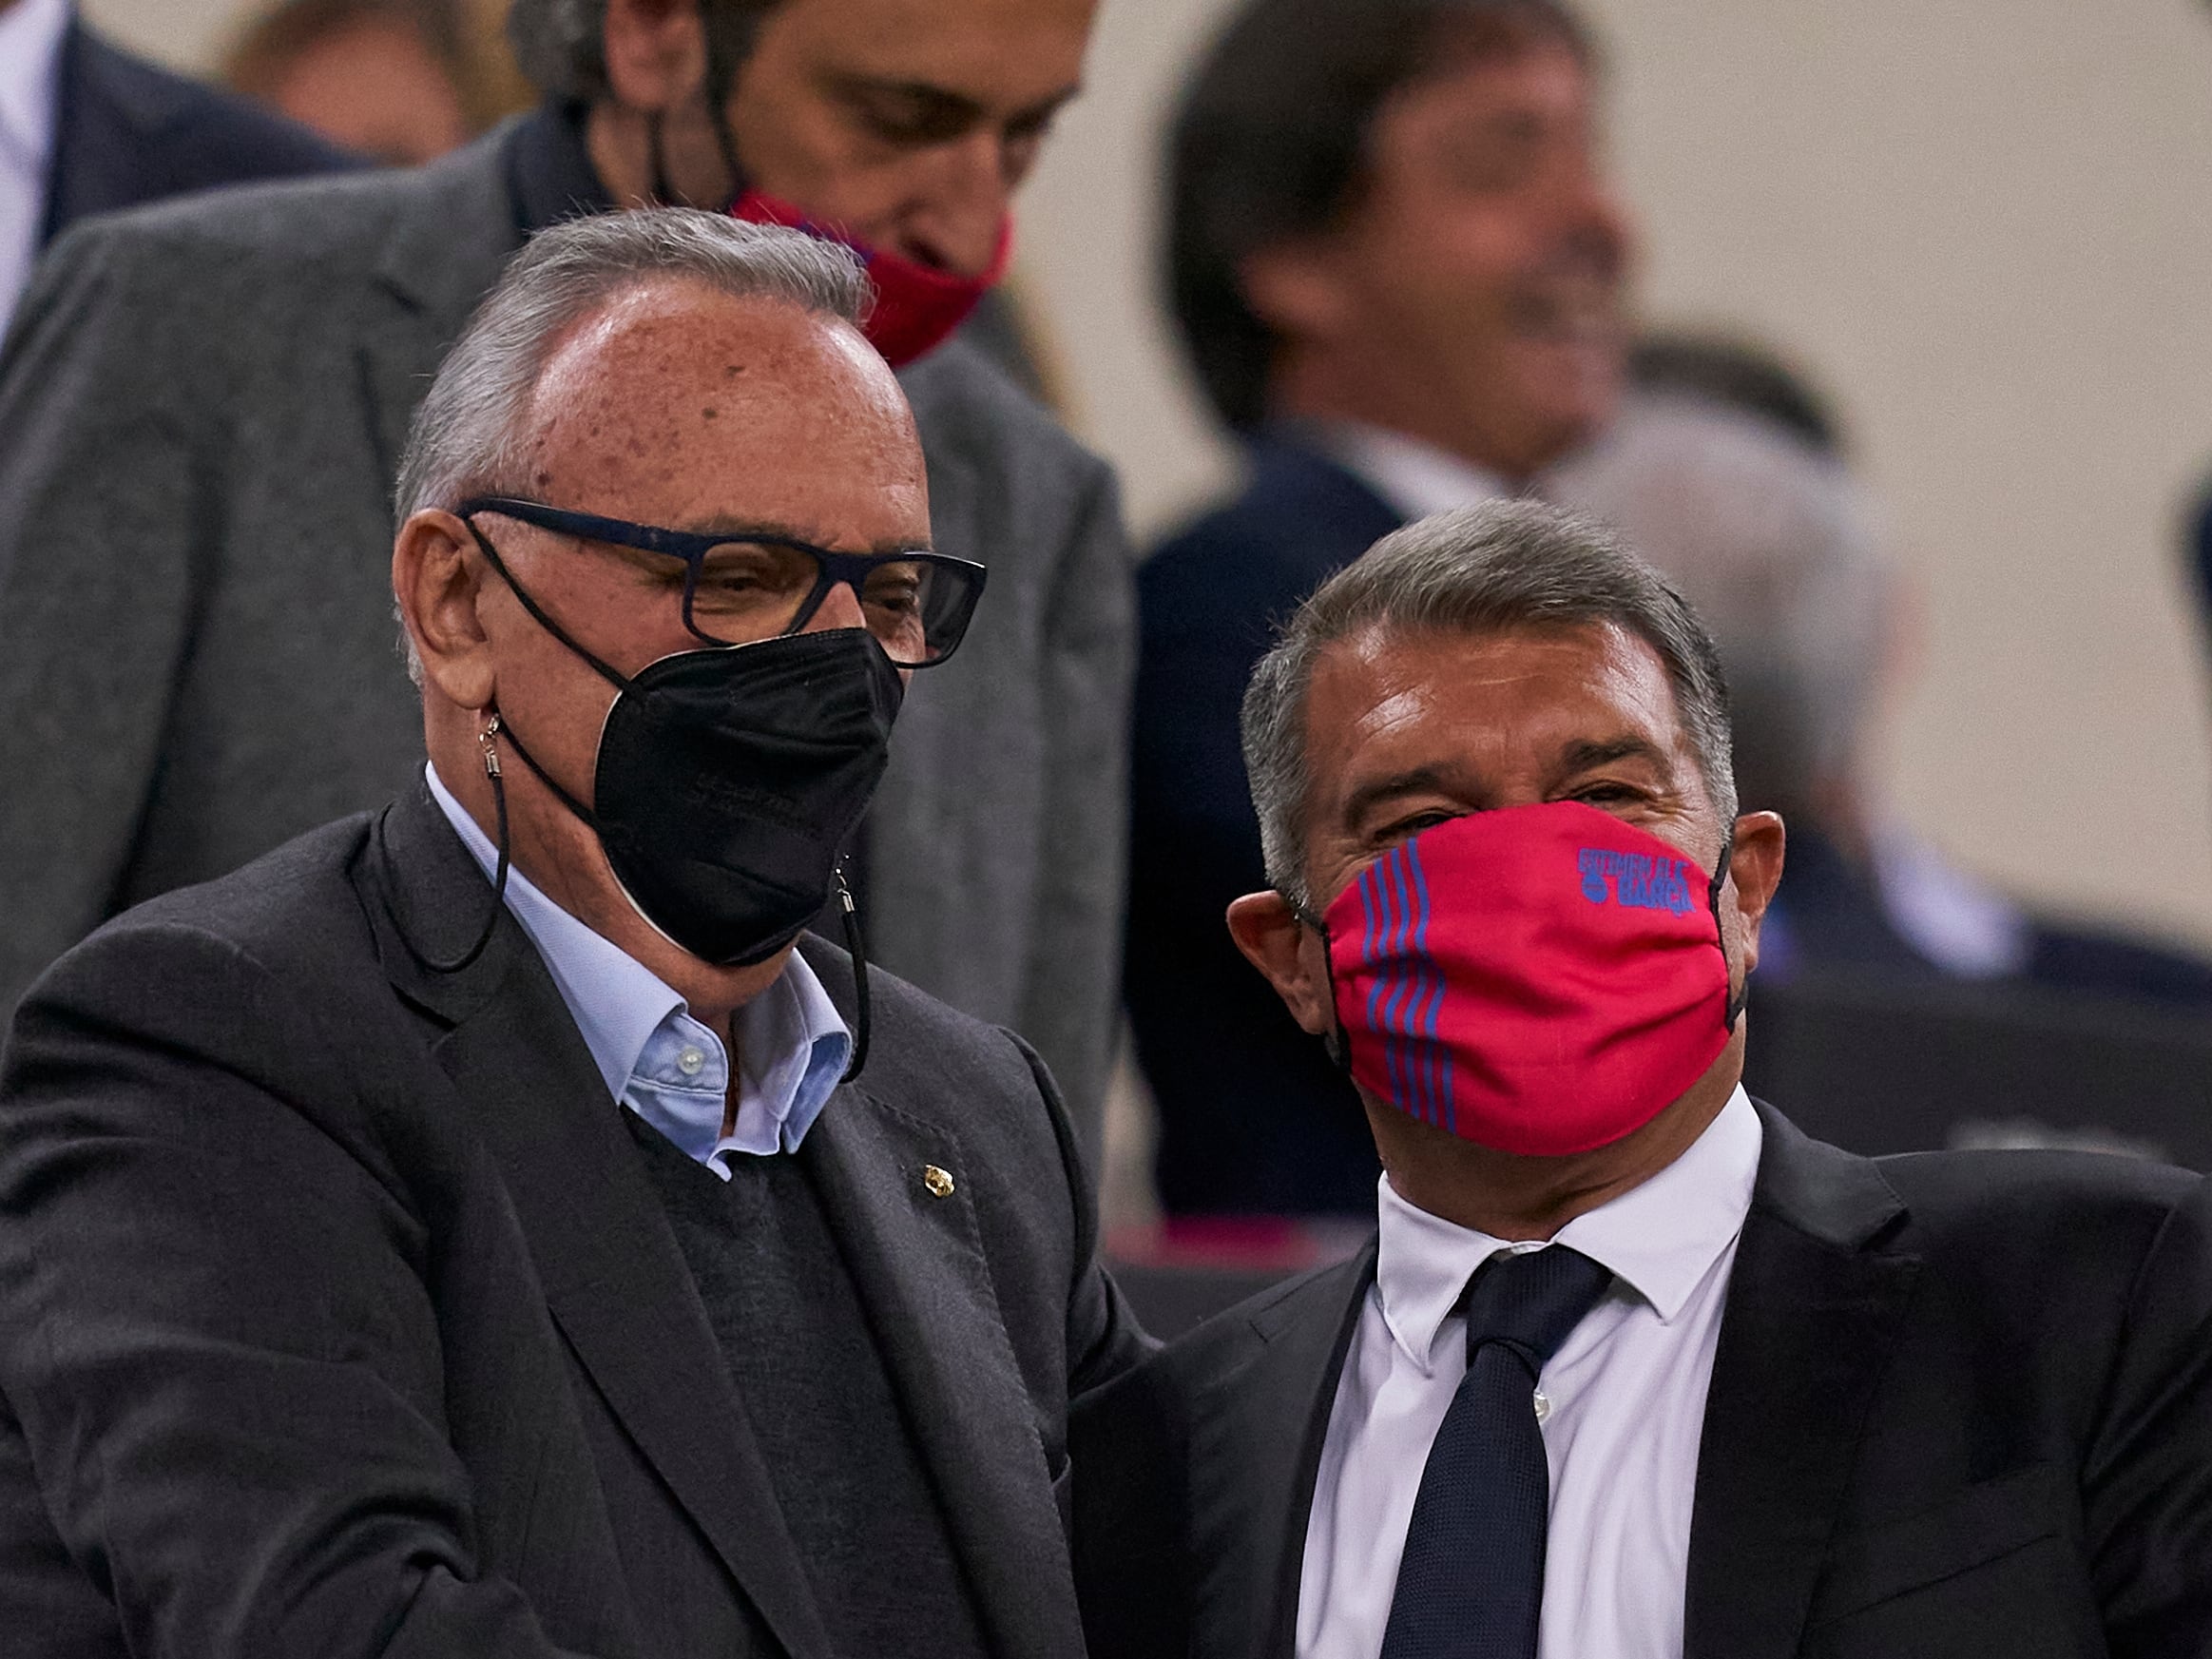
(826, 72), (1082, 128)
(1339, 764), (1466, 826)
(1557, 735), (1674, 776)
(664, 518), (934, 557)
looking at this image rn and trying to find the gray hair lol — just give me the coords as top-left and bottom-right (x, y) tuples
(1546, 391), (1893, 819)
(1241, 498), (1738, 908)
(392, 207), (869, 679)
(507, 0), (782, 103)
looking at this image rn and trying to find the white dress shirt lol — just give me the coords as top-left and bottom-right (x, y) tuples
(428, 762), (850, 1170)
(1298, 1087), (1763, 1659)
(0, 0), (68, 335)
(1315, 419), (1515, 521)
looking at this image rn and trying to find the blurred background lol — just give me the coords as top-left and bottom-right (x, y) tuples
(89, 0), (2212, 953)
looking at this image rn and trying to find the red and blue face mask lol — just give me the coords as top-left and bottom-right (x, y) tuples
(1314, 801), (1739, 1157)
(730, 190), (1011, 367)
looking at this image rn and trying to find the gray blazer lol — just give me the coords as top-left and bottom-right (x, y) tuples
(0, 781), (1148, 1656)
(0, 120), (1132, 1143)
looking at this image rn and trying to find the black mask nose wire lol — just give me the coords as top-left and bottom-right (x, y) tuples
(392, 716), (513, 974)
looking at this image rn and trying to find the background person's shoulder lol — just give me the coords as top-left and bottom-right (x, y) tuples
(33, 128), (513, 302)
(896, 335), (1114, 494)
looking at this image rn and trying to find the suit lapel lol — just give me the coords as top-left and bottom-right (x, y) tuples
(795, 944), (1085, 1659)
(1187, 1248), (1375, 1659)
(1683, 1105), (1921, 1659)
(363, 789), (837, 1659)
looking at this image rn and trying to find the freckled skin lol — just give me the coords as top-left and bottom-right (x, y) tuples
(392, 280), (930, 1031)
(1226, 622), (1786, 1240)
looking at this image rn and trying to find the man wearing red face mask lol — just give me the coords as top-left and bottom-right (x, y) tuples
(1072, 502), (2212, 1659)
(0, 0), (1130, 1150)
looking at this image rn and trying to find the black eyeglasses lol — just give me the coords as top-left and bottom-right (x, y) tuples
(455, 496), (988, 668)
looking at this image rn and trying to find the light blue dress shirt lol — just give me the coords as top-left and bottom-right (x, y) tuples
(428, 763), (850, 1174)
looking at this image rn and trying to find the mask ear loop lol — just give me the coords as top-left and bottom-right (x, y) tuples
(836, 863), (871, 1083)
(1285, 891), (1354, 1076)
(1708, 831), (1748, 1032)
(394, 716), (513, 974)
(701, 11), (751, 205)
(645, 112), (678, 207)
(460, 517), (639, 837)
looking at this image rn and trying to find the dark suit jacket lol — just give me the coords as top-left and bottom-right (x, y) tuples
(0, 785), (1146, 1658)
(1072, 1106), (2212, 1659)
(1125, 433), (1403, 1217)
(40, 19), (357, 245)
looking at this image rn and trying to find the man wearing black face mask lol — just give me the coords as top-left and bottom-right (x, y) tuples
(0, 0), (1130, 1165)
(0, 209), (1144, 1659)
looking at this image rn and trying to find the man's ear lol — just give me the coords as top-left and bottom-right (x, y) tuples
(1724, 811), (1786, 976)
(600, 0), (708, 113)
(1226, 891), (1335, 1036)
(392, 511), (496, 712)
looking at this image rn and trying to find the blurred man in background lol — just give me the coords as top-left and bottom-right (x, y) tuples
(1127, 0), (1630, 1215)
(1559, 340), (2212, 1008)
(0, 0), (352, 332)
(0, 0), (1132, 1149)
(223, 0), (489, 164)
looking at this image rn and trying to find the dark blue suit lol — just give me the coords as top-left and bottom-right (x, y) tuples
(39, 19), (357, 249)
(1126, 433), (1403, 1215)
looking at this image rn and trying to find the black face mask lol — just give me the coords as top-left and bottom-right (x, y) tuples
(466, 523), (905, 968)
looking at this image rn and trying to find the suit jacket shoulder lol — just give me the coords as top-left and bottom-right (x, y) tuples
(32, 120), (514, 318)
(1142, 434), (1402, 626)
(899, 337), (1112, 491)
(42, 22), (360, 241)
(1072, 1249), (1372, 1659)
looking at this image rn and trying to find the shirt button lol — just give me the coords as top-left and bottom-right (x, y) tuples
(676, 1046), (706, 1077)
(1531, 1387), (1552, 1424)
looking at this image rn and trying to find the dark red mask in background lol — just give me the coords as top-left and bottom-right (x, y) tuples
(1320, 802), (1735, 1156)
(730, 190), (1012, 367)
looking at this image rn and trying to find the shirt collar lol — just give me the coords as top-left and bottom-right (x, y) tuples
(1374, 1086), (1763, 1375)
(0, 0), (69, 173)
(424, 763), (849, 1155)
(1309, 419), (1517, 523)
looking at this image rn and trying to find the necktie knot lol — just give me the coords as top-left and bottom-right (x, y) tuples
(1462, 1244), (1614, 1376)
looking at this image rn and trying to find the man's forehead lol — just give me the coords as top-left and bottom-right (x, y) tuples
(1307, 620), (1687, 789)
(509, 282), (926, 545)
(783, 0), (1098, 99)
(529, 282), (885, 420)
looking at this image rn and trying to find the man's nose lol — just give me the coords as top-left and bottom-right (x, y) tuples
(910, 131), (1011, 278)
(805, 580), (869, 634)
(1556, 164), (1635, 282)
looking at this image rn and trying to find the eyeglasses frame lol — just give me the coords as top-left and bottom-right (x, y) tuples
(453, 494), (988, 667)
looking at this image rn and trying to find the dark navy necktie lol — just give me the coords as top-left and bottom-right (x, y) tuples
(1378, 1244), (1615, 1659)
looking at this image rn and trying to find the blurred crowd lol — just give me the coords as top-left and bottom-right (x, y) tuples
(5, 0), (2212, 1239)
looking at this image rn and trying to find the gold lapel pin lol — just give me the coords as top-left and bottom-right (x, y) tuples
(922, 1165), (956, 1199)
